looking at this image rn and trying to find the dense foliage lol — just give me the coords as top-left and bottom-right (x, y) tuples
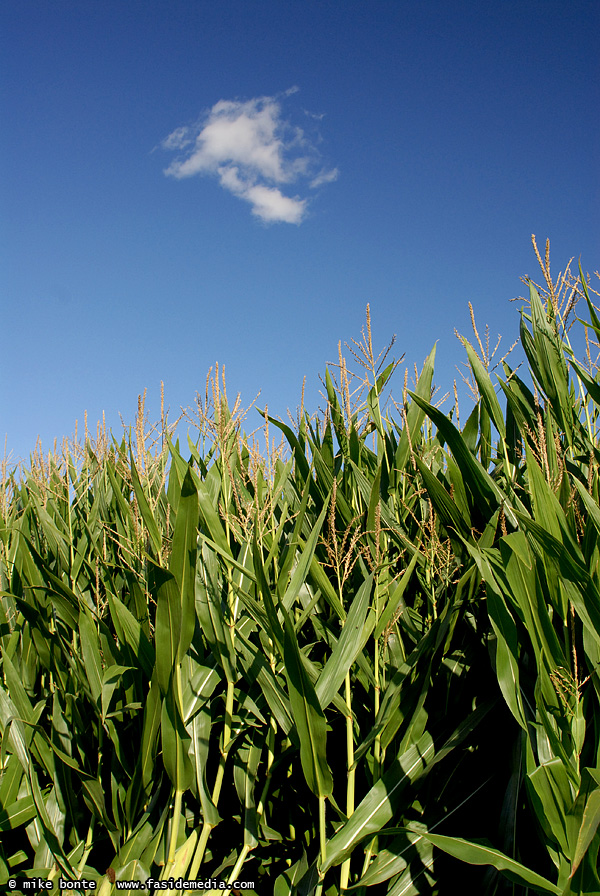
(2, 244), (600, 894)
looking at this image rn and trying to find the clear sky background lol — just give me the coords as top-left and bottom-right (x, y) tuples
(2, 0), (598, 466)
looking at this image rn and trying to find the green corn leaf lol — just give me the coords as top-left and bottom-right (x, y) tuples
(81, 777), (119, 838)
(487, 587), (529, 730)
(0, 795), (36, 831)
(101, 665), (133, 723)
(498, 533), (566, 669)
(276, 477), (311, 596)
(282, 607), (333, 798)
(461, 400), (480, 455)
(251, 536), (284, 654)
(78, 606), (103, 705)
(106, 458), (135, 523)
(186, 432), (208, 477)
(135, 800), (171, 876)
(325, 366), (350, 456)
(407, 827), (561, 895)
(18, 534), (80, 629)
(153, 567), (182, 695)
(351, 841), (408, 887)
(306, 553), (345, 621)
(445, 454), (472, 527)
(114, 818), (155, 872)
(527, 759), (574, 859)
(226, 578), (272, 640)
(181, 660), (220, 724)
(462, 539), (531, 730)
(521, 284), (573, 446)
(524, 442), (564, 541)
(569, 355), (600, 411)
(512, 515), (600, 643)
(129, 447), (163, 556)
(232, 735), (262, 849)
(415, 457), (471, 537)
(374, 549), (420, 640)
(234, 630), (294, 735)
(570, 479), (600, 542)
(366, 460), (383, 557)
(570, 787), (600, 878)
(479, 398), (493, 470)
(169, 827), (199, 879)
(169, 465), (198, 662)
(408, 390), (515, 525)
(195, 544), (236, 683)
(197, 531), (258, 583)
(529, 281), (569, 388)
(394, 345), (436, 471)
(140, 674), (162, 791)
(107, 592), (155, 680)
(161, 679), (193, 792)
(386, 833), (435, 896)
(196, 476), (232, 559)
(34, 785), (66, 872)
(187, 706), (221, 827)
(0, 688), (30, 771)
(499, 363), (538, 439)
(258, 411), (312, 487)
(27, 768), (72, 874)
(352, 825), (435, 890)
(315, 573), (374, 710)
(0, 752), (24, 809)
(366, 371), (387, 440)
(0, 650), (34, 731)
(321, 733), (434, 871)
(578, 262), (600, 336)
(166, 438), (185, 517)
(349, 458), (417, 555)
(461, 338), (506, 438)
(281, 497), (330, 613)
(274, 852), (310, 895)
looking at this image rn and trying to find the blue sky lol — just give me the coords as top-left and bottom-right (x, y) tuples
(2, 0), (598, 466)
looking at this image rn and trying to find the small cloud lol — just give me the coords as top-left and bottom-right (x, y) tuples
(310, 167), (339, 189)
(245, 185), (306, 224)
(217, 165), (306, 223)
(304, 109), (326, 121)
(162, 91), (336, 224)
(162, 126), (192, 150)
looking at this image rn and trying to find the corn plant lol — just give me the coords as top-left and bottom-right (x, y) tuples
(1, 241), (599, 894)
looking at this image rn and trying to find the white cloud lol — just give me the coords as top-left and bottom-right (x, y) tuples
(244, 185), (307, 224)
(162, 126), (192, 150)
(310, 167), (339, 189)
(216, 164), (306, 224)
(162, 92), (337, 224)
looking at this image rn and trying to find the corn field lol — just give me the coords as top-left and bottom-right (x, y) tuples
(2, 242), (600, 894)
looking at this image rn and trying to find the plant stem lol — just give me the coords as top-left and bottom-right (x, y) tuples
(76, 816), (95, 877)
(315, 795), (327, 896)
(188, 822), (212, 880)
(228, 844), (251, 886)
(211, 678), (235, 806)
(340, 671), (355, 891)
(188, 677), (236, 879)
(161, 788), (183, 880)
